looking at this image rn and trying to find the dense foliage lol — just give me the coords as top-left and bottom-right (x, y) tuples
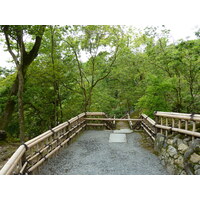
(0, 25), (200, 140)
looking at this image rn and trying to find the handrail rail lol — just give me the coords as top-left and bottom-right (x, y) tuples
(0, 145), (26, 175)
(84, 118), (141, 121)
(3, 111), (199, 175)
(141, 111), (200, 141)
(155, 111), (200, 122)
(155, 111), (200, 117)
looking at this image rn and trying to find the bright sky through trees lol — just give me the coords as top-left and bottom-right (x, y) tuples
(0, 24), (199, 69)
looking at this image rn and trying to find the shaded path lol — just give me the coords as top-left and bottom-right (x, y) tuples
(40, 130), (168, 175)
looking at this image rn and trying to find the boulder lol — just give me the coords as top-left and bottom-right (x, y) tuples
(178, 143), (189, 153)
(195, 169), (200, 175)
(175, 156), (184, 168)
(180, 170), (187, 175)
(190, 153), (200, 163)
(194, 164), (200, 170)
(155, 133), (166, 152)
(167, 139), (173, 145)
(167, 145), (178, 157)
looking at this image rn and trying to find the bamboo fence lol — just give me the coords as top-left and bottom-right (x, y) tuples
(140, 111), (200, 140)
(0, 112), (106, 175)
(2, 110), (200, 175)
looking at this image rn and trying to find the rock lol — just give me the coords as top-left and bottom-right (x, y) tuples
(167, 139), (173, 145)
(169, 158), (174, 165)
(173, 138), (178, 145)
(167, 145), (178, 157)
(183, 137), (191, 143)
(180, 170), (187, 175)
(188, 141), (192, 147)
(195, 169), (200, 175)
(174, 154), (178, 159)
(161, 148), (166, 154)
(177, 139), (184, 146)
(178, 143), (189, 153)
(194, 164), (200, 170)
(190, 153), (200, 163)
(165, 152), (170, 158)
(175, 156), (184, 168)
(166, 165), (175, 174)
(155, 134), (166, 152)
(161, 159), (165, 166)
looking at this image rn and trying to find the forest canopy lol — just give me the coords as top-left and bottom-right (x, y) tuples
(0, 25), (200, 141)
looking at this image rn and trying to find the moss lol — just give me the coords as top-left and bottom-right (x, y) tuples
(136, 130), (157, 155)
(116, 121), (129, 129)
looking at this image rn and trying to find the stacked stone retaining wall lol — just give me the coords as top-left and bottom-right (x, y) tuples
(154, 133), (200, 175)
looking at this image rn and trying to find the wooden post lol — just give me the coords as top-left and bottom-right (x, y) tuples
(113, 115), (116, 129)
(160, 117), (163, 134)
(165, 117), (168, 136)
(192, 121), (196, 141)
(185, 120), (188, 130)
(172, 118), (175, 128)
(154, 115), (159, 134)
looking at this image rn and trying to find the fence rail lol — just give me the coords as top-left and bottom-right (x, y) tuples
(140, 111), (200, 141)
(0, 112), (107, 175)
(2, 110), (200, 175)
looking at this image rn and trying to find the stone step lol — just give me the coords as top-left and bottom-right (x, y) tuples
(109, 133), (127, 143)
(113, 129), (133, 134)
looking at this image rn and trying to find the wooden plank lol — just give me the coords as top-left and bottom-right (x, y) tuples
(27, 124), (86, 174)
(141, 124), (155, 141)
(156, 111), (200, 117)
(85, 118), (142, 121)
(155, 124), (200, 137)
(86, 123), (106, 126)
(27, 120), (85, 148)
(0, 145), (26, 175)
(155, 112), (200, 121)
(141, 114), (156, 125)
(26, 115), (86, 147)
(86, 112), (105, 116)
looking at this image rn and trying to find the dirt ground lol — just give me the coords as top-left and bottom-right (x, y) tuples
(0, 141), (20, 170)
(116, 121), (129, 129)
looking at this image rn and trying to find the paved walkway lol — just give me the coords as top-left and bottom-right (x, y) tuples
(40, 130), (168, 175)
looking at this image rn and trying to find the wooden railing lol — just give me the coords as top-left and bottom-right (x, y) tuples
(85, 117), (141, 130)
(3, 110), (198, 175)
(141, 114), (156, 141)
(140, 111), (200, 140)
(154, 111), (200, 137)
(119, 113), (135, 129)
(85, 112), (114, 129)
(0, 112), (108, 175)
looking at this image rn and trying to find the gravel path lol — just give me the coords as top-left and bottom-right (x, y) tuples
(40, 130), (168, 175)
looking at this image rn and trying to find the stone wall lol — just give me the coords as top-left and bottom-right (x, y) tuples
(154, 132), (200, 175)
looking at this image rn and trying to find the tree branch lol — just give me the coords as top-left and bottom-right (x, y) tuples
(2, 26), (19, 66)
(23, 25), (46, 66)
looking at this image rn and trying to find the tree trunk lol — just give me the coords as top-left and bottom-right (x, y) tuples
(0, 25), (45, 132)
(18, 65), (25, 143)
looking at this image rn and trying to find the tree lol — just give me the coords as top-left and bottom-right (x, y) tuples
(0, 25), (46, 142)
(63, 25), (123, 111)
